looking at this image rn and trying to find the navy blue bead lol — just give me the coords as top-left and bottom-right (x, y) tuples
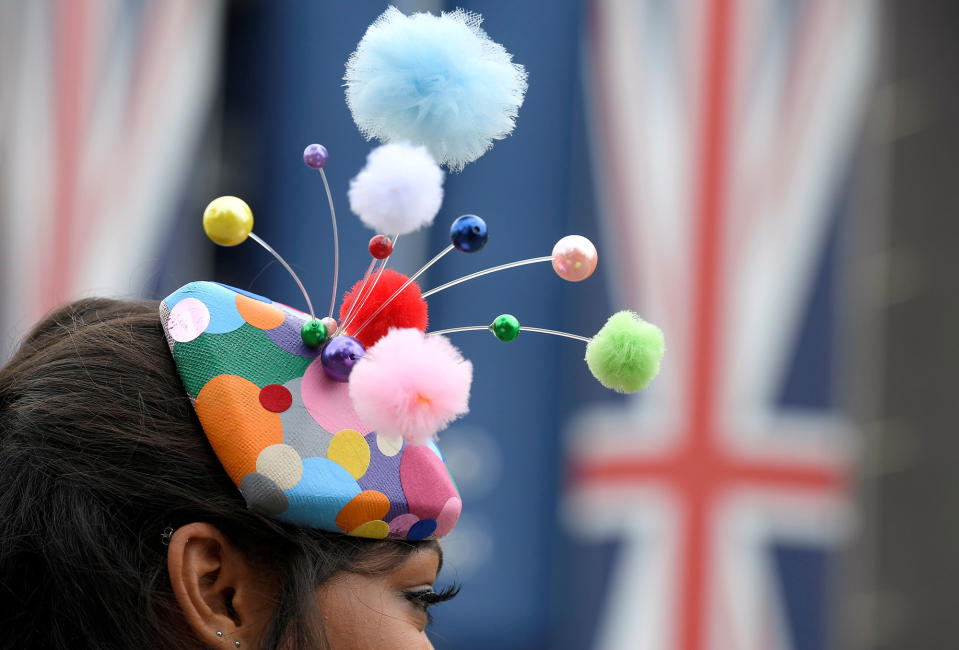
(449, 214), (488, 253)
(321, 336), (365, 382)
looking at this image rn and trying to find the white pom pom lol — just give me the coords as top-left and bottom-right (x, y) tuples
(347, 142), (445, 235)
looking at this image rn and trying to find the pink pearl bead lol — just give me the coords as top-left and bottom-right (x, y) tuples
(551, 235), (598, 282)
(320, 317), (338, 336)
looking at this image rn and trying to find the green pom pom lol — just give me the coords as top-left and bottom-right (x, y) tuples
(585, 310), (664, 393)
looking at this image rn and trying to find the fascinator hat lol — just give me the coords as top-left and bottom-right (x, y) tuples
(160, 6), (665, 542)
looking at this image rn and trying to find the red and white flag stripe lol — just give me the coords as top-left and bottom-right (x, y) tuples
(566, 0), (877, 648)
(1, 0), (224, 358)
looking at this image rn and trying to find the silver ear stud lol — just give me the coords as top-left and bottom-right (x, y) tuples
(215, 631), (223, 638)
(235, 642), (241, 648)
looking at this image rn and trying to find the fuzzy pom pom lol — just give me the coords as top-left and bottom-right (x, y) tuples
(348, 142), (444, 235)
(340, 269), (428, 348)
(585, 311), (665, 393)
(344, 6), (527, 171)
(349, 328), (472, 444)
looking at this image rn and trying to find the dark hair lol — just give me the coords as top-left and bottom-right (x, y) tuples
(0, 298), (427, 649)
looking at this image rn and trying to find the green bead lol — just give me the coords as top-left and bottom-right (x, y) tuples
(490, 314), (520, 342)
(301, 319), (328, 347)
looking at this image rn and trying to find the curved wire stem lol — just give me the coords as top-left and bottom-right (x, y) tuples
(338, 258), (377, 328)
(426, 326), (492, 336)
(428, 325), (592, 343)
(350, 244), (455, 339)
(249, 232), (315, 319)
(341, 234), (399, 333)
(319, 168), (339, 319)
(342, 257), (387, 331)
(421, 256), (553, 298)
(520, 326), (592, 343)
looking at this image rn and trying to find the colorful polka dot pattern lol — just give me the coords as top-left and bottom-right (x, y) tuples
(160, 281), (461, 540)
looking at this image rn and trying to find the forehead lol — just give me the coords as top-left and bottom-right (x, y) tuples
(387, 542), (443, 583)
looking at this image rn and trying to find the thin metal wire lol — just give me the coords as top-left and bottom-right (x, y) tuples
(343, 260), (386, 331)
(319, 168), (339, 319)
(421, 256), (553, 298)
(246, 259), (277, 291)
(520, 326), (592, 343)
(426, 326), (492, 336)
(339, 258), (376, 329)
(351, 244), (455, 339)
(342, 235), (399, 333)
(249, 232), (315, 318)
(428, 324), (592, 343)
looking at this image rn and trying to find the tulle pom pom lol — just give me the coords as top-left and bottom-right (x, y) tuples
(585, 311), (665, 393)
(340, 269), (428, 348)
(348, 142), (444, 235)
(349, 328), (472, 444)
(344, 6), (527, 171)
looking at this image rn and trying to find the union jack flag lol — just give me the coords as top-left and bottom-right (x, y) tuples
(565, 1), (877, 649)
(0, 0), (223, 358)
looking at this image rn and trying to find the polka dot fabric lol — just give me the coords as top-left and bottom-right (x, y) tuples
(160, 281), (461, 540)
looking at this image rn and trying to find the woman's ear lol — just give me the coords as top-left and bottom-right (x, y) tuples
(167, 523), (277, 648)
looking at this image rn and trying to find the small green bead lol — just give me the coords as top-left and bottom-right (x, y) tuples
(301, 319), (328, 347)
(490, 314), (520, 342)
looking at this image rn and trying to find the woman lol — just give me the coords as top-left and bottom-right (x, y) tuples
(0, 298), (457, 649)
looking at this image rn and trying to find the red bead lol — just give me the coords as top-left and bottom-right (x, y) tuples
(368, 235), (393, 259)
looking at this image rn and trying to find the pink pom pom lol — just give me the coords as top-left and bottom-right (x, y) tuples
(349, 328), (472, 444)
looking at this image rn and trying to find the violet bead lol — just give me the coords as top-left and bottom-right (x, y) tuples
(303, 144), (329, 169)
(321, 335), (365, 382)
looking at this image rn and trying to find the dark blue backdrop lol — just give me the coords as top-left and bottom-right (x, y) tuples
(211, 3), (586, 648)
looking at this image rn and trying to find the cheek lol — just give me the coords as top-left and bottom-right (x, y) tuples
(317, 580), (433, 650)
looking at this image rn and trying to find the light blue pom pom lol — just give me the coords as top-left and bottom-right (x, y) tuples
(345, 6), (527, 172)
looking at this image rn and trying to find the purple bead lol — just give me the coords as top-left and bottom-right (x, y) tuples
(450, 214), (488, 253)
(303, 144), (329, 170)
(320, 336), (365, 382)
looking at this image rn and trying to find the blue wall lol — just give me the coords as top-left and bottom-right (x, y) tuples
(218, 3), (585, 648)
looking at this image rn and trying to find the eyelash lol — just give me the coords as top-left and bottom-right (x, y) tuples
(404, 582), (461, 623)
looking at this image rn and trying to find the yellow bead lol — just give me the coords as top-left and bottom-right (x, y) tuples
(203, 196), (253, 246)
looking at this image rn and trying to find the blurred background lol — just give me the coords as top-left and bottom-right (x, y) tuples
(1, 1), (956, 649)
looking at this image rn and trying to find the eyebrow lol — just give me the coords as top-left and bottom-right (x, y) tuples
(423, 539), (444, 577)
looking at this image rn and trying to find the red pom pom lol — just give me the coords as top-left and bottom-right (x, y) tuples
(339, 269), (428, 347)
